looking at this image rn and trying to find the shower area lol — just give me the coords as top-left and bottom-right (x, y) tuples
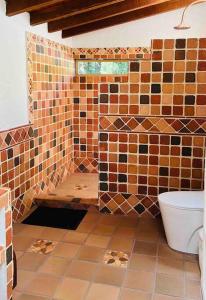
(33, 43), (155, 215)
(33, 42), (101, 212)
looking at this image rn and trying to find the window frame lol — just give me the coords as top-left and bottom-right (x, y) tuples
(75, 59), (130, 76)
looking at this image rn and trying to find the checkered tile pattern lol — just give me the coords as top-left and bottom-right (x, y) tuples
(98, 38), (206, 216)
(99, 132), (205, 216)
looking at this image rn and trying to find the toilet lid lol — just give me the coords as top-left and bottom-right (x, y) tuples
(158, 191), (204, 210)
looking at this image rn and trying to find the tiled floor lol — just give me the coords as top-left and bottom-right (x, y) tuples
(35, 174), (98, 206)
(13, 211), (202, 300)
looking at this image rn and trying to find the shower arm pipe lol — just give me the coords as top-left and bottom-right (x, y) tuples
(175, 0), (206, 29)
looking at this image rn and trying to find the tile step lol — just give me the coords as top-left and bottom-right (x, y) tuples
(35, 196), (99, 211)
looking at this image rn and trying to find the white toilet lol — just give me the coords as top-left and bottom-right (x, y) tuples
(199, 228), (204, 272)
(159, 191), (204, 254)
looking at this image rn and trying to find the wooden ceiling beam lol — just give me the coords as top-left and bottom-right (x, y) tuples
(6, 0), (65, 16)
(62, 0), (195, 38)
(48, 0), (169, 32)
(30, 0), (125, 26)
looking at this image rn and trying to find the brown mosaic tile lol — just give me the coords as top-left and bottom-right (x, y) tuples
(0, 125), (33, 151)
(99, 131), (205, 216)
(99, 116), (206, 135)
(96, 38), (206, 216)
(0, 33), (74, 221)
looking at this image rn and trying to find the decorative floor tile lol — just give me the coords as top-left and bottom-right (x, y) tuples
(104, 250), (129, 268)
(28, 239), (57, 255)
(74, 184), (88, 190)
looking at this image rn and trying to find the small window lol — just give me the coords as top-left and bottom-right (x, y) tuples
(77, 60), (129, 75)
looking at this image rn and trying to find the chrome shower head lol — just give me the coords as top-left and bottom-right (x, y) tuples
(174, 24), (191, 30)
(174, 0), (206, 30)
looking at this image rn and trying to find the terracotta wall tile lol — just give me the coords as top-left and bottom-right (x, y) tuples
(97, 38), (206, 216)
(0, 33), (74, 221)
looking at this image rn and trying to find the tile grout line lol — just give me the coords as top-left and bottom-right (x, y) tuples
(151, 234), (160, 300)
(118, 235), (136, 300)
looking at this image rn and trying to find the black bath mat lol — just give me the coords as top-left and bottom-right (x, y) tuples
(22, 206), (87, 230)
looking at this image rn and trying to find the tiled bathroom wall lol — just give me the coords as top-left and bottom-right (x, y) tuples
(0, 33), (74, 221)
(0, 35), (206, 221)
(72, 75), (99, 173)
(72, 47), (150, 173)
(71, 40), (206, 217)
(99, 38), (206, 217)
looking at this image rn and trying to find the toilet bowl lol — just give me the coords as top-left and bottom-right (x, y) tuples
(159, 191), (204, 254)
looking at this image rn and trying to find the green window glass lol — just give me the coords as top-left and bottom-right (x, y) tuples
(77, 60), (129, 75)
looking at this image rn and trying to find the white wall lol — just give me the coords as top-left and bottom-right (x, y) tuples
(203, 212), (206, 299)
(71, 3), (206, 48)
(203, 164), (206, 299)
(0, 0), (72, 131)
